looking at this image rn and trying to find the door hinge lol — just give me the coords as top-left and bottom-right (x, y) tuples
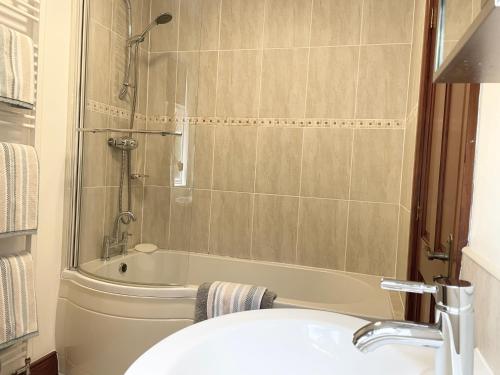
(416, 204), (422, 222)
(430, 7), (436, 29)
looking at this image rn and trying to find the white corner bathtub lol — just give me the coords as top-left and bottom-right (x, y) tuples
(56, 250), (396, 375)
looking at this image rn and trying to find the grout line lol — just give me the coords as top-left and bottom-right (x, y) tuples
(147, 42), (413, 54)
(344, 0), (365, 271)
(394, 0), (417, 278)
(206, 0), (224, 255)
(249, 0), (269, 260)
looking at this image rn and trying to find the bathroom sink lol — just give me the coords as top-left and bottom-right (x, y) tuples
(126, 309), (435, 375)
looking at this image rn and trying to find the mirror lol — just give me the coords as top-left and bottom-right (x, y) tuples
(434, 0), (485, 72)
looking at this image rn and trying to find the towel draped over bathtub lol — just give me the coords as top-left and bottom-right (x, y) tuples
(194, 281), (277, 323)
(0, 25), (35, 110)
(0, 252), (38, 349)
(0, 142), (39, 236)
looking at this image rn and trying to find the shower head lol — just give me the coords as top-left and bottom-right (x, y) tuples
(155, 13), (173, 25)
(128, 12), (173, 44)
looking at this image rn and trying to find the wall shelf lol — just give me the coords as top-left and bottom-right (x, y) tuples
(434, 0), (500, 83)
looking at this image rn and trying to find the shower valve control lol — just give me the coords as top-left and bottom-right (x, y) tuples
(108, 136), (139, 150)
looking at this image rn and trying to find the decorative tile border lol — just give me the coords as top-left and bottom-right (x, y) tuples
(86, 99), (405, 129)
(86, 99), (147, 121)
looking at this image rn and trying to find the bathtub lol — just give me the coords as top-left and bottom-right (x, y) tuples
(56, 250), (396, 375)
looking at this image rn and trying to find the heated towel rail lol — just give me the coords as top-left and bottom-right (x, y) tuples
(0, 1), (40, 373)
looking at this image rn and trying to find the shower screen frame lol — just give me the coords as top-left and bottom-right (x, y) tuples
(65, 0), (90, 270)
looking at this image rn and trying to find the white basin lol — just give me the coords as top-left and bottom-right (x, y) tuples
(126, 309), (435, 375)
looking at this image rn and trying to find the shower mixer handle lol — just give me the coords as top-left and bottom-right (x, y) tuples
(108, 136), (139, 151)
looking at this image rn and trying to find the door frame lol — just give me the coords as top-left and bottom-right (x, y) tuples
(405, 0), (480, 321)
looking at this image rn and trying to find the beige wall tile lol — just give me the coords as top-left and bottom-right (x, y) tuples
(252, 194), (299, 263)
(310, 0), (363, 46)
(306, 47), (359, 118)
(396, 207), (410, 280)
(178, 0), (202, 51)
(209, 191), (252, 258)
(168, 188), (194, 250)
(89, 0), (112, 28)
(297, 198), (348, 270)
(190, 189), (211, 252)
(109, 33), (128, 110)
(104, 187), (118, 237)
(400, 112), (417, 210)
(346, 201), (399, 276)
(79, 188), (105, 263)
(176, 52), (201, 116)
(255, 127), (302, 196)
(141, 0), (151, 33)
(443, 0), (473, 41)
(193, 126), (214, 189)
(137, 47), (149, 115)
(81, 113), (107, 188)
(179, 0), (221, 51)
(259, 48), (308, 118)
(356, 44), (411, 119)
(361, 0), (414, 44)
(145, 123), (173, 186)
(216, 50), (262, 117)
(212, 126), (257, 192)
(407, 0), (426, 115)
(264, 0), (312, 48)
(105, 131), (126, 187)
(350, 129), (404, 204)
(219, 0), (266, 49)
(148, 52), (177, 116)
(200, 0), (222, 50)
(112, 0), (128, 37)
(150, 0), (179, 52)
(301, 128), (353, 200)
(87, 21), (111, 103)
(197, 52), (218, 116)
(128, 185), (144, 247)
(142, 186), (171, 248)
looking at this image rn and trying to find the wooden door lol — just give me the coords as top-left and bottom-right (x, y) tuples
(406, 0), (480, 323)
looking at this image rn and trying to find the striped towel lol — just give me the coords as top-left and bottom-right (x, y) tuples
(0, 25), (35, 110)
(0, 252), (38, 350)
(194, 281), (277, 323)
(0, 143), (39, 235)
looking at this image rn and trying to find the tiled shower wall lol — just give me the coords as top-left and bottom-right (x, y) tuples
(80, 0), (425, 278)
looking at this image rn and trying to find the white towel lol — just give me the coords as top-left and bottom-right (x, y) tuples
(0, 25), (35, 110)
(0, 142), (39, 235)
(0, 252), (38, 350)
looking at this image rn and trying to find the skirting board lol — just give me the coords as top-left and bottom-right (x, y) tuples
(20, 351), (58, 375)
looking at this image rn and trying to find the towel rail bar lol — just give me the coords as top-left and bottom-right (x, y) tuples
(13, 0), (39, 14)
(0, 1), (38, 22)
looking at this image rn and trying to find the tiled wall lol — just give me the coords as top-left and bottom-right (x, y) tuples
(80, 0), (425, 279)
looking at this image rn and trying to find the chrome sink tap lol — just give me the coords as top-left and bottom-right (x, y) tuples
(353, 277), (474, 375)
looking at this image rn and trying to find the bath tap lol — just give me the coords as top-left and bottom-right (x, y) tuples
(353, 277), (474, 375)
(102, 211), (137, 261)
